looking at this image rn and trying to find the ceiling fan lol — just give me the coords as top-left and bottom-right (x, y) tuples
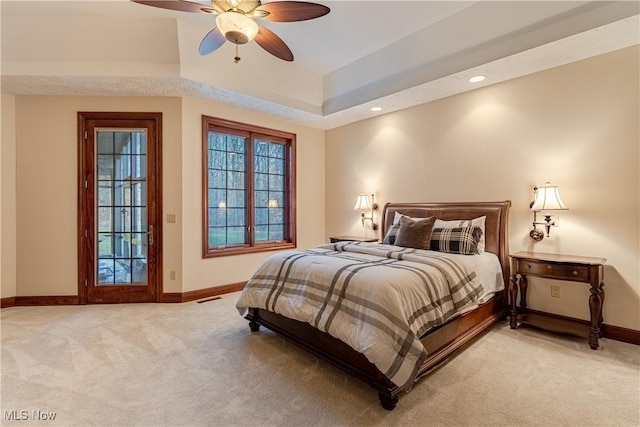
(131, 0), (330, 62)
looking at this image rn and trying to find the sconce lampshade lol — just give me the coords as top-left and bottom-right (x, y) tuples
(353, 193), (372, 211)
(530, 182), (568, 212)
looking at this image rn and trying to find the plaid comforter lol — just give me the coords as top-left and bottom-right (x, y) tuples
(236, 241), (485, 391)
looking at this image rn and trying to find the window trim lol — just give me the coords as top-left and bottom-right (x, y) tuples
(202, 115), (297, 258)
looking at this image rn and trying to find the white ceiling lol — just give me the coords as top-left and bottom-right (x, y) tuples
(2, 0), (639, 130)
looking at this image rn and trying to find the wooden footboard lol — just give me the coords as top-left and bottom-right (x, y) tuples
(246, 307), (399, 408)
(245, 201), (511, 410)
(418, 293), (506, 375)
(246, 291), (506, 410)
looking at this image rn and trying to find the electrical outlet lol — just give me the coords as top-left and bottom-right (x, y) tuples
(169, 271), (176, 280)
(551, 285), (560, 298)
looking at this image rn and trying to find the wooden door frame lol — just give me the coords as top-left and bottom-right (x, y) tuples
(77, 112), (163, 303)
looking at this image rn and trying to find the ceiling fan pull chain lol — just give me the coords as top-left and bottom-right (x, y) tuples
(234, 44), (241, 63)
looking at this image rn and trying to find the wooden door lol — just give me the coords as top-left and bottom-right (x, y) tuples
(78, 112), (162, 303)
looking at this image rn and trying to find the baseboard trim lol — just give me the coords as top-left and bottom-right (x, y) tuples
(159, 293), (183, 303)
(11, 295), (81, 306)
(521, 309), (639, 346)
(181, 282), (246, 302)
(1, 297), (16, 308)
(158, 283), (245, 303)
(2, 283), (246, 307)
(3, 289), (637, 345)
(602, 324), (640, 346)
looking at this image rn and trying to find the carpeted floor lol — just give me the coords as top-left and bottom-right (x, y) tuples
(1, 292), (639, 427)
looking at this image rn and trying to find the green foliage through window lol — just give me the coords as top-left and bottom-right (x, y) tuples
(202, 116), (296, 257)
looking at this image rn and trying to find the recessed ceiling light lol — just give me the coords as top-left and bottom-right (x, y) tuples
(370, 107), (382, 112)
(468, 75), (486, 83)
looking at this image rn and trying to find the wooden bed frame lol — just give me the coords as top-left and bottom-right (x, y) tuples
(245, 201), (511, 410)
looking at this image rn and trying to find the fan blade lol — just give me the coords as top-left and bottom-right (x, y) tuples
(131, 0), (215, 14)
(254, 25), (293, 61)
(199, 28), (227, 55)
(256, 1), (329, 22)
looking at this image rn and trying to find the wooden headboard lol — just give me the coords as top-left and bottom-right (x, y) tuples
(381, 201), (512, 290)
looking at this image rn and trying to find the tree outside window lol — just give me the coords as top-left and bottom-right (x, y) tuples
(202, 116), (296, 257)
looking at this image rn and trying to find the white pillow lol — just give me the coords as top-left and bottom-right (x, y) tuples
(392, 212), (486, 253)
(392, 211), (406, 224)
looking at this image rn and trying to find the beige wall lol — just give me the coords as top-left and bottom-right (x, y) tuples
(11, 96), (182, 297)
(326, 46), (640, 330)
(1, 94), (17, 299)
(179, 97), (326, 292)
(3, 46), (636, 331)
(4, 94), (325, 298)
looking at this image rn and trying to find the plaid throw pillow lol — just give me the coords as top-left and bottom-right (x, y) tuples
(430, 226), (483, 255)
(435, 216), (486, 253)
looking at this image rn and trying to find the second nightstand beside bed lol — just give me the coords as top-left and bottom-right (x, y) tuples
(509, 251), (606, 350)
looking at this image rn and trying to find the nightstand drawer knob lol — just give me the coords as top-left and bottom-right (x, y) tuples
(547, 265), (552, 270)
(573, 270), (579, 276)
(526, 264), (531, 269)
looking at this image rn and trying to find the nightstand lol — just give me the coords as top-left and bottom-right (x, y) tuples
(329, 235), (378, 243)
(509, 251), (606, 350)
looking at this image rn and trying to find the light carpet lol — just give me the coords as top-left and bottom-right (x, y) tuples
(1, 292), (639, 427)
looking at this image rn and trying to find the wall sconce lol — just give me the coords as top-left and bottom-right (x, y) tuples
(354, 193), (379, 230)
(529, 182), (568, 241)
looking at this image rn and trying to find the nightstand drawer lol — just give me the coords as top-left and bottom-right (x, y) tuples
(516, 260), (590, 281)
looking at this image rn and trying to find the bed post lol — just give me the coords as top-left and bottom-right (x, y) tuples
(246, 308), (261, 332)
(378, 392), (399, 410)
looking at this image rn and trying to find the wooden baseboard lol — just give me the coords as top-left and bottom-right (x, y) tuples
(1, 296), (16, 308)
(181, 282), (245, 302)
(518, 309), (640, 346)
(158, 293), (183, 303)
(602, 324), (640, 346)
(3, 295), (81, 306)
(1, 282), (246, 307)
(3, 288), (637, 346)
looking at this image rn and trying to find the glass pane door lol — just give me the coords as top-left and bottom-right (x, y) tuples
(96, 129), (148, 286)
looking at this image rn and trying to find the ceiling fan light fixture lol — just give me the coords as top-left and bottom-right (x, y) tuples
(216, 11), (259, 44)
(131, 0), (330, 62)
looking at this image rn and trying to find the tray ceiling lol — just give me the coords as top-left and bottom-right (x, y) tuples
(2, 1), (638, 129)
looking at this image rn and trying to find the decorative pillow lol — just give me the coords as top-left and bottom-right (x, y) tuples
(434, 216), (486, 253)
(394, 216), (436, 250)
(387, 213), (486, 252)
(392, 211), (421, 225)
(386, 212), (424, 244)
(430, 225), (483, 255)
(392, 211), (404, 224)
(382, 223), (400, 245)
